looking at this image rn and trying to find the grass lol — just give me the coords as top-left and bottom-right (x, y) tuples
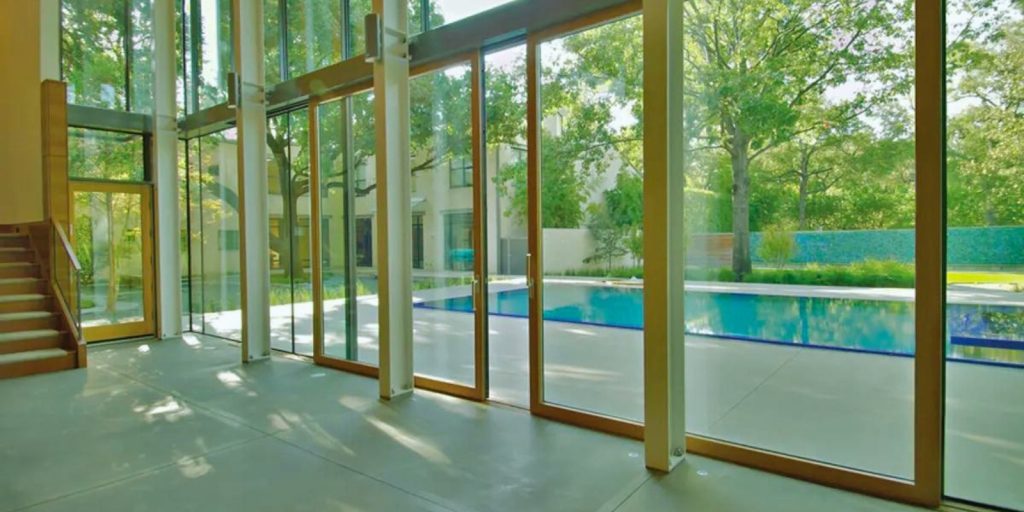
(564, 262), (1024, 290)
(564, 260), (917, 288)
(948, 271), (1024, 285)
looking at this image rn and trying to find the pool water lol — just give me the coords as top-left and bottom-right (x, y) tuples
(415, 283), (1024, 365)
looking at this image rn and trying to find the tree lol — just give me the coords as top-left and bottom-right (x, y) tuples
(948, 18), (1024, 226)
(682, 0), (912, 278)
(584, 202), (629, 271)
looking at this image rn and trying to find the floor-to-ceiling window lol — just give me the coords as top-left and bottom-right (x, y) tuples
(189, 129), (243, 341)
(682, 0), (916, 478)
(944, 1), (1024, 509)
(535, 14), (645, 424)
(316, 89), (379, 367)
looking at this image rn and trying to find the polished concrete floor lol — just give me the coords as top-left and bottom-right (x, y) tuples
(0, 334), (929, 512)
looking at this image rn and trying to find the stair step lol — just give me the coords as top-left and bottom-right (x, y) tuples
(0, 235), (29, 248)
(0, 262), (40, 279)
(0, 348), (75, 379)
(0, 248), (33, 263)
(0, 294), (50, 314)
(0, 277), (44, 295)
(0, 311), (56, 333)
(0, 329), (63, 355)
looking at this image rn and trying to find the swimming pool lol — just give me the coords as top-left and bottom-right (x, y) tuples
(415, 282), (1024, 366)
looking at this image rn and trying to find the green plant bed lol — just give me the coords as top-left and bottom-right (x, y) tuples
(561, 260), (916, 288)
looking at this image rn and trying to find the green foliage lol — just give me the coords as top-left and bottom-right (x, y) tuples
(757, 222), (798, 268)
(583, 201), (630, 271)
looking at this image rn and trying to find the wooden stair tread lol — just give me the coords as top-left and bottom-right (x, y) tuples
(0, 294), (48, 303)
(0, 311), (54, 321)
(0, 262), (33, 267)
(0, 348), (70, 365)
(0, 329), (60, 343)
(0, 278), (42, 284)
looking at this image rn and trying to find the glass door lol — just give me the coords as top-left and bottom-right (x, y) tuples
(70, 181), (155, 342)
(408, 56), (486, 400)
(311, 88), (380, 374)
(526, 12), (645, 438)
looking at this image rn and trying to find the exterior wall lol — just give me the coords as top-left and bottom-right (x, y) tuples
(0, 2), (45, 224)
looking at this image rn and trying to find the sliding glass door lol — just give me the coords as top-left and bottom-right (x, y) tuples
(527, 9), (645, 437)
(311, 88), (380, 373)
(408, 57), (487, 399)
(944, 1), (1024, 509)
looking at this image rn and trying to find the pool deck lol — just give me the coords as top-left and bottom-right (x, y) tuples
(196, 279), (1024, 510)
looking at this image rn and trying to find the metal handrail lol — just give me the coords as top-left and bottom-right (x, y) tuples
(50, 219), (83, 339)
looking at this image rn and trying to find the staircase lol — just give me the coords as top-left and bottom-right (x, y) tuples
(0, 225), (82, 379)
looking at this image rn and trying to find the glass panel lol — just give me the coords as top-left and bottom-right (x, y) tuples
(129, 0), (155, 113)
(265, 0), (282, 85)
(179, 139), (191, 332)
(485, 44), (528, 406)
(198, 129), (242, 340)
(409, 63), (476, 385)
(291, 109), (315, 356)
(268, 114), (294, 352)
(69, 128), (145, 182)
(189, 0), (232, 110)
(682, 2), (915, 478)
(74, 191), (146, 328)
(187, 136), (204, 329)
(61, 0), (152, 111)
(287, 0), (343, 78)
(537, 17), (644, 422)
(348, 0), (371, 59)
(944, 2), (1024, 509)
(319, 91), (378, 365)
(430, 0), (513, 28)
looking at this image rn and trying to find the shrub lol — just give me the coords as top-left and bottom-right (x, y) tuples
(757, 221), (798, 268)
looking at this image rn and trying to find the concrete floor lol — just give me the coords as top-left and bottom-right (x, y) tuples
(0, 334), (929, 512)
(195, 285), (1024, 511)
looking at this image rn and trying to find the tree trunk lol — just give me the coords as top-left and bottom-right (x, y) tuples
(730, 130), (753, 278)
(105, 193), (119, 315)
(798, 152), (810, 231)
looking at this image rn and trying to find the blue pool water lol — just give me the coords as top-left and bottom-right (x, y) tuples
(415, 283), (1024, 365)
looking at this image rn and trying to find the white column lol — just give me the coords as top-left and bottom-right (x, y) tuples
(643, 0), (686, 472)
(154, 0), (181, 339)
(373, 0), (414, 399)
(40, 0), (60, 81)
(232, 0), (271, 362)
